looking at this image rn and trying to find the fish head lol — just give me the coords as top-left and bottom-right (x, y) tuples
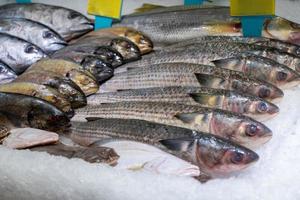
(29, 99), (70, 131)
(40, 27), (67, 53)
(0, 62), (17, 84)
(81, 56), (114, 83)
(94, 46), (124, 68)
(246, 98), (279, 120)
(263, 17), (300, 45)
(211, 111), (273, 148)
(111, 38), (141, 62)
(67, 69), (99, 96)
(20, 42), (47, 67)
(122, 28), (153, 54)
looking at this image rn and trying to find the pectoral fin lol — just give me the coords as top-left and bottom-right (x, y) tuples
(159, 137), (195, 152)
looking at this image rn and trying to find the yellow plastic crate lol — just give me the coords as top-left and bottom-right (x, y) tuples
(88, 0), (122, 19)
(230, 0), (275, 16)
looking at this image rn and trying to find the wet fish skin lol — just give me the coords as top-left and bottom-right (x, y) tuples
(88, 86), (279, 121)
(0, 3), (94, 41)
(73, 101), (272, 148)
(93, 46), (124, 68)
(0, 92), (70, 131)
(102, 63), (283, 101)
(0, 61), (17, 84)
(28, 59), (99, 96)
(0, 82), (74, 118)
(0, 33), (46, 74)
(0, 18), (67, 54)
(15, 70), (87, 108)
(0, 124), (10, 143)
(30, 142), (119, 165)
(80, 56), (114, 83)
(70, 118), (258, 178)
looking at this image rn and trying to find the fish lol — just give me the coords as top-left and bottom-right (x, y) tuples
(14, 70), (87, 108)
(0, 92), (69, 131)
(0, 3), (94, 41)
(103, 63), (284, 101)
(88, 86), (279, 121)
(0, 82), (74, 117)
(0, 124), (10, 143)
(70, 118), (259, 177)
(100, 140), (200, 177)
(0, 60), (17, 84)
(73, 36), (141, 62)
(52, 46), (124, 68)
(73, 101), (272, 149)
(83, 27), (153, 54)
(28, 59), (99, 96)
(2, 128), (59, 149)
(0, 33), (46, 74)
(30, 142), (119, 165)
(0, 18), (67, 54)
(80, 56), (114, 83)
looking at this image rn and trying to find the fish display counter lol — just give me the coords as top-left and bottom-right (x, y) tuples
(0, 1), (299, 200)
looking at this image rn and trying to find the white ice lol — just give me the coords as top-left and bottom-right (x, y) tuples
(0, 88), (299, 200)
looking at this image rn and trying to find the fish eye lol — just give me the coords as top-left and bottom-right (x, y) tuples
(0, 66), (5, 73)
(25, 45), (37, 54)
(246, 124), (258, 137)
(230, 152), (244, 164)
(276, 71), (288, 81)
(258, 87), (271, 98)
(257, 102), (268, 113)
(68, 12), (80, 19)
(43, 31), (54, 39)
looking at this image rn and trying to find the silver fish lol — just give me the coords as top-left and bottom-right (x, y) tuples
(0, 60), (17, 84)
(0, 33), (46, 74)
(0, 3), (94, 41)
(0, 18), (67, 54)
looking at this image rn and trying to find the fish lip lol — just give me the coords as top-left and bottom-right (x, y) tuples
(246, 152), (259, 164)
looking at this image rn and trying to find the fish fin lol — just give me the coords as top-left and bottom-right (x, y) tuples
(88, 138), (116, 147)
(188, 93), (211, 105)
(194, 73), (225, 87)
(85, 117), (104, 122)
(126, 67), (140, 71)
(133, 4), (165, 13)
(195, 173), (212, 183)
(174, 113), (198, 124)
(159, 137), (195, 152)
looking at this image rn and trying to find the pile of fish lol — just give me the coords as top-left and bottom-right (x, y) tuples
(1, 3), (300, 183)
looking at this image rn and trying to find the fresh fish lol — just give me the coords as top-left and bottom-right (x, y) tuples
(167, 35), (300, 57)
(30, 142), (119, 165)
(0, 125), (10, 143)
(103, 63), (283, 101)
(0, 33), (46, 74)
(0, 18), (67, 54)
(52, 46), (123, 68)
(0, 92), (69, 131)
(88, 86), (278, 121)
(15, 71), (87, 108)
(80, 56), (114, 83)
(0, 3), (94, 41)
(100, 140), (200, 177)
(2, 128), (59, 149)
(0, 60), (17, 84)
(0, 82), (74, 117)
(71, 118), (259, 178)
(73, 36), (141, 62)
(73, 102), (272, 149)
(28, 59), (99, 96)
(114, 6), (241, 44)
(84, 27), (153, 54)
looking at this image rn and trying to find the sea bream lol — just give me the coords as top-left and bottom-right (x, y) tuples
(103, 63), (284, 101)
(0, 33), (46, 74)
(88, 86), (279, 121)
(0, 3), (94, 41)
(73, 101), (272, 149)
(71, 118), (259, 178)
(0, 18), (67, 54)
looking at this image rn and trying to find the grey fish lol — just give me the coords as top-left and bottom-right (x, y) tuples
(0, 33), (46, 74)
(70, 118), (259, 178)
(0, 3), (94, 41)
(0, 18), (67, 54)
(73, 101), (272, 149)
(88, 86), (279, 121)
(0, 60), (17, 84)
(30, 142), (119, 165)
(0, 92), (69, 131)
(102, 63), (284, 101)
(15, 70), (87, 108)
